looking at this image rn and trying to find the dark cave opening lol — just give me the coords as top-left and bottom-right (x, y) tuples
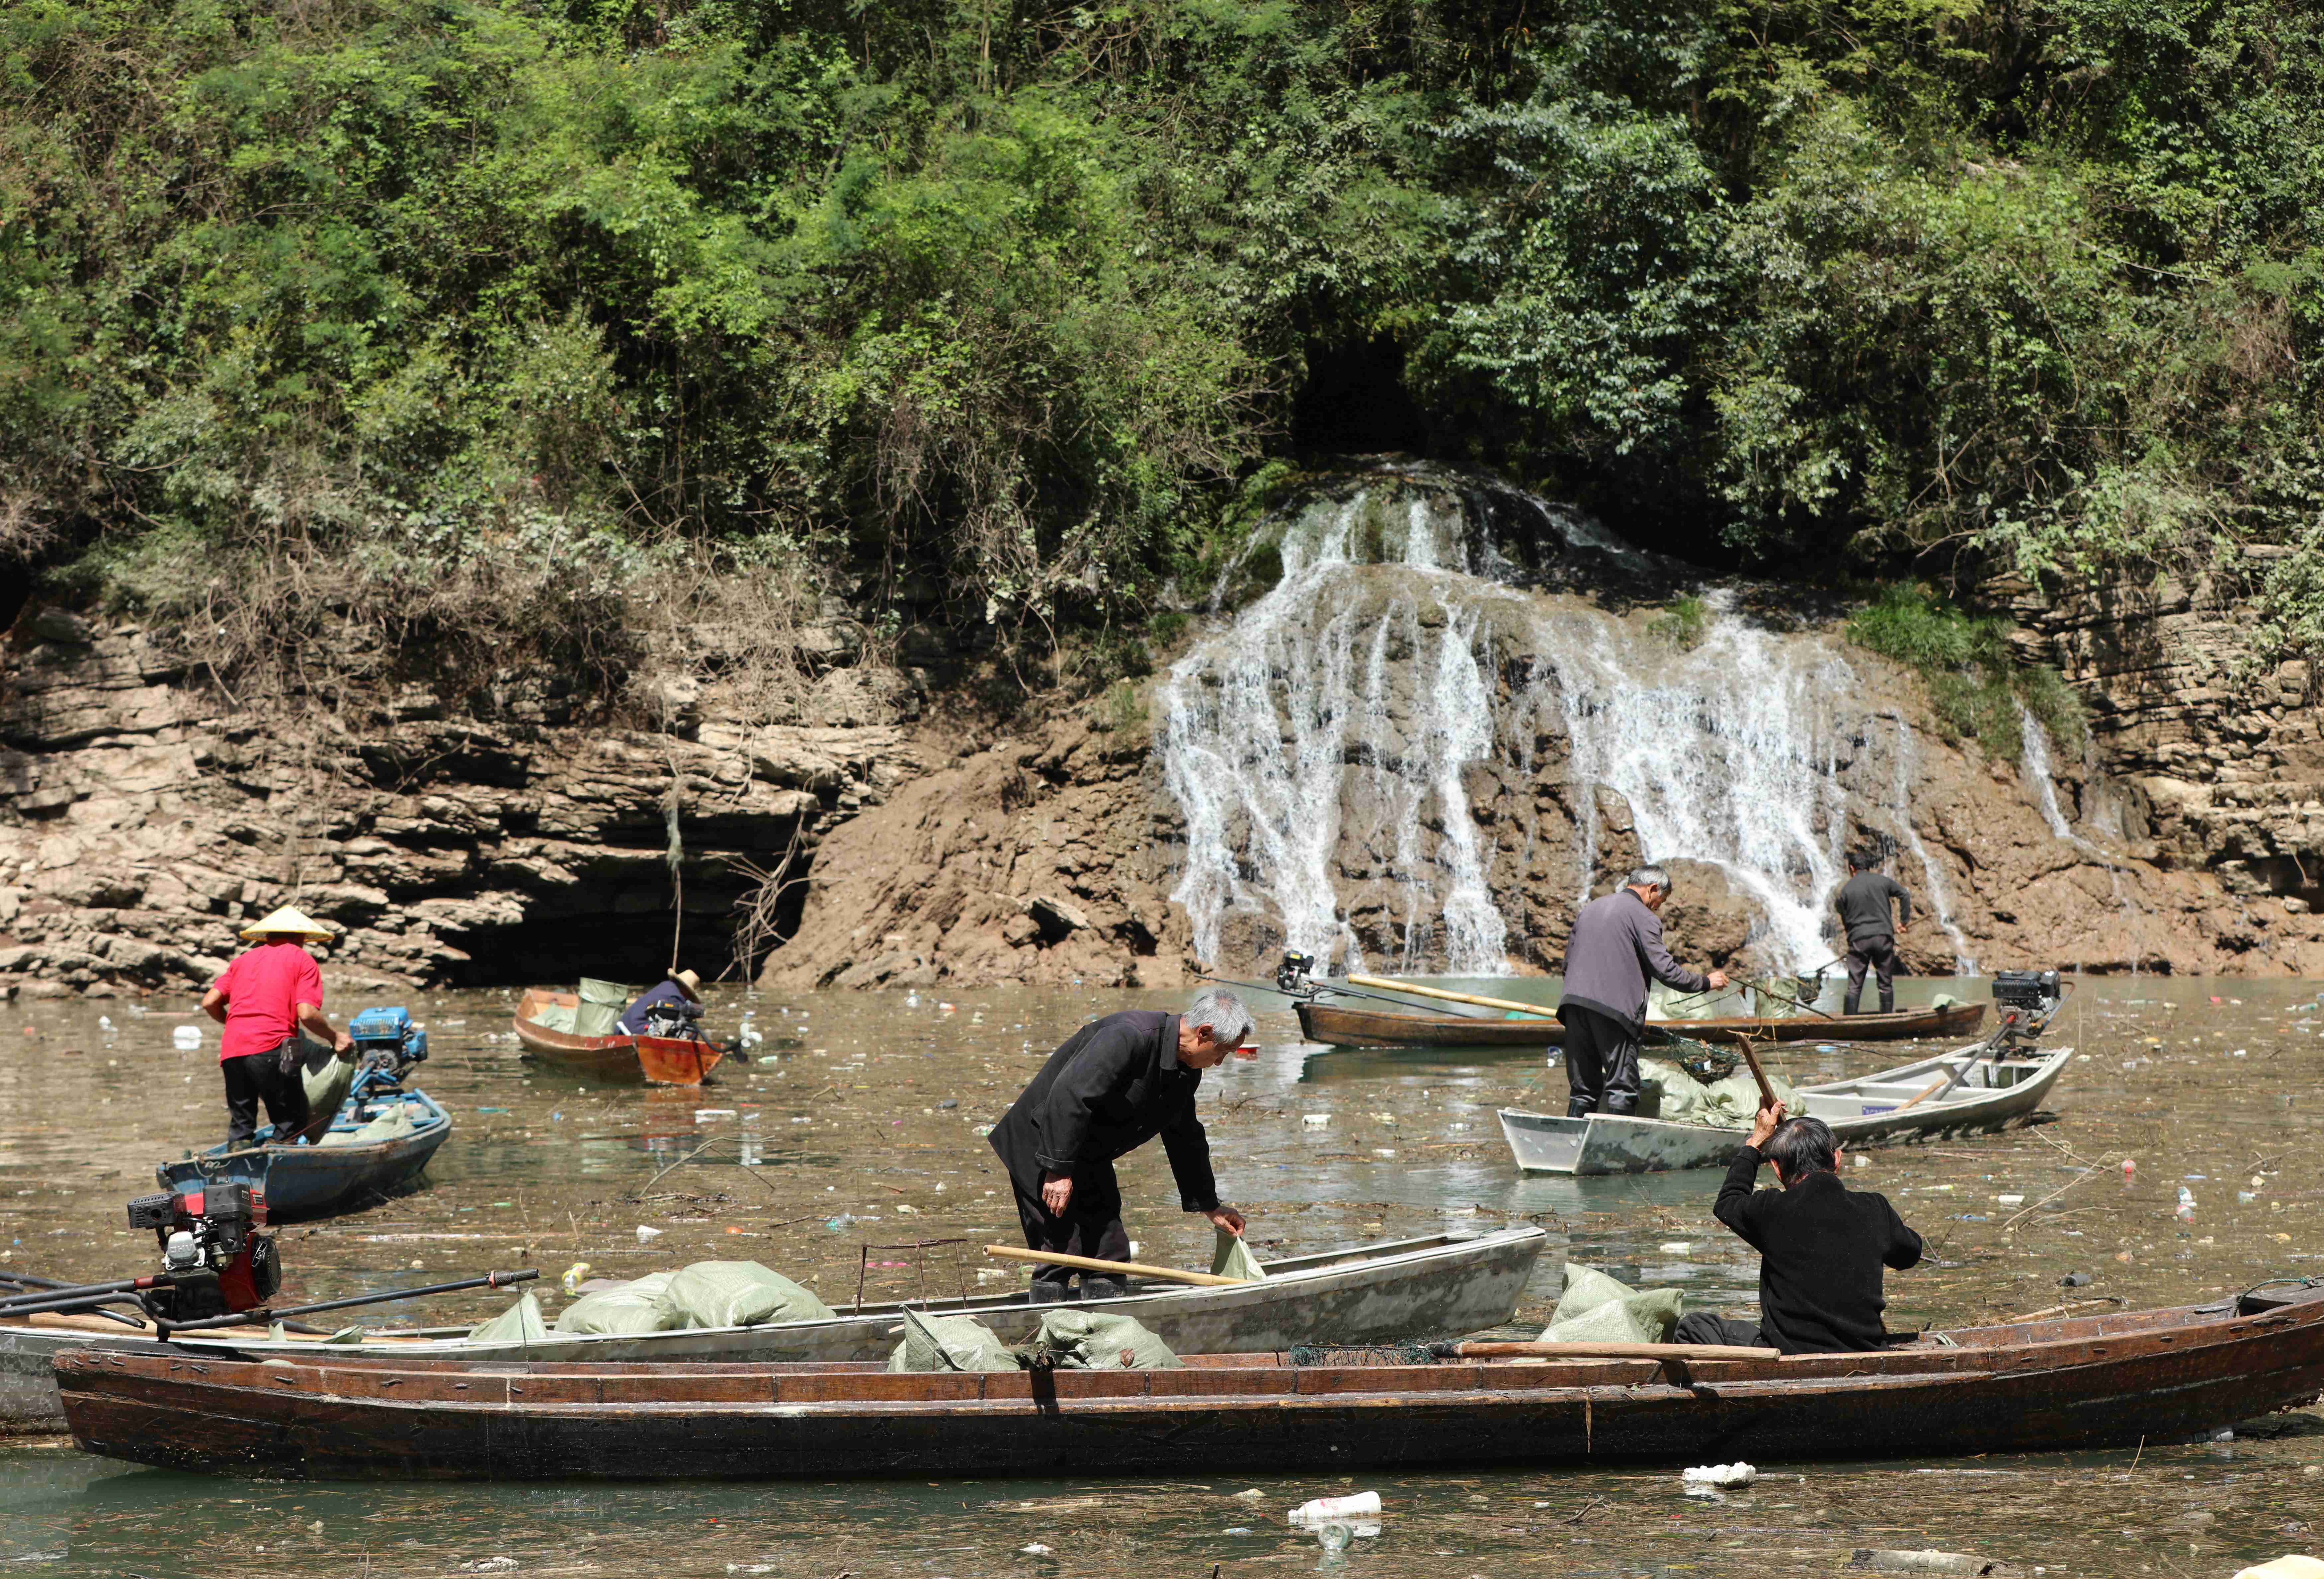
(1290, 337), (1428, 456)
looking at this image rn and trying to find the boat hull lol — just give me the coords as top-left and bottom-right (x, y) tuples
(1498, 1043), (2073, 1173)
(55, 1289), (2324, 1479)
(513, 989), (722, 1085)
(1297, 1000), (1985, 1048)
(1, 1228), (1541, 1432)
(155, 1091), (454, 1218)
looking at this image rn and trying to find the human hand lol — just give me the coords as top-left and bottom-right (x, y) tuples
(333, 1030), (354, 1055)
(1040, 1173), (1074, 1215)
(1706, 970), (1730, 990)
(1204, 1205), (1246, 1237)
(1747, 1099), (1785, 1151)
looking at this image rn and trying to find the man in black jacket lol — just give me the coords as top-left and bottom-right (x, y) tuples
(1833, 855), (1913, 1014)
(988, 989), (1253, 1302)
(1672, 1103), (1924, 1354)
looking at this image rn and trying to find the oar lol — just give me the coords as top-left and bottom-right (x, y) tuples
(1437, 1339), (1778, 1361)
(1343, 975), (1555, 1019)
(982, 1245), (1242, 1287)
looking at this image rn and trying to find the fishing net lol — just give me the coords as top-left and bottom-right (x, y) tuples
(1287, 1341), (1437, 1367)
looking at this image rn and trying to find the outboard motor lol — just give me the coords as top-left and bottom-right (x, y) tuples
(347, 1006), (428, 1099)
(1277, 952), (1319, 994)
(1989, 970), (2066, 1055)
(124, 1182), (280, 1321)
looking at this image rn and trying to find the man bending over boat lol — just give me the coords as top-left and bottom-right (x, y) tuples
(1674, 1102), (1924, 1354)
(989, 989), (1252, 1303)
(618, 968), (704, 1036)
(201, 905), (354, 1148)
(1555, 865), (1728, 1118)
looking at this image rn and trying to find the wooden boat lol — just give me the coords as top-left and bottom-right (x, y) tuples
(54, 1284), (2324, 1479)
(1499, 1041), (2072, 1174)
(155, 1089), (453, 1218)
(1296, 998), (1986, 1048)
(513, 988), (723, 1085)
(0, 1228), (1542, 1432)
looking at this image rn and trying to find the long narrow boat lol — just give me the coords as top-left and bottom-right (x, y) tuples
(1498, 1042), (2072, 1174)
(1297, 999), (1985, 1048)
(155, 1089), (453, 1218)
(1, 1228), (1543, 1433)
(54, 1285), (2324, 1479)
(512, 988), (723, 1085)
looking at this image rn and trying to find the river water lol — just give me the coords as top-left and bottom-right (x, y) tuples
(2, 974), (2320, 1575)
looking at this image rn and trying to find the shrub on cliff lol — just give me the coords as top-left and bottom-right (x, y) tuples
(1847, 584), (2087, 758)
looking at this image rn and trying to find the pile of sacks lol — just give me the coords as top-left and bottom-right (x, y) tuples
(1638, 1057), (1801, 1129)
(468, 1260), (836, 1342)
(887, 1307), (1182, 1373)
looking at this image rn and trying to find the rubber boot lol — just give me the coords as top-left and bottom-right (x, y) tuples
(1028, 1277), (1073, 1305)
(1080, 1275), (1128, 1302)
(1602, 1094), (1638, 1118)
(1566, 1095), (1596, 1118)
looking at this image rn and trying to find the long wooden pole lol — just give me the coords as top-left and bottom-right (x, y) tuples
(982, 1245), (1244, 1287)
(1735, 1035), (1779, 1111)
(1343, 974), (1554, 1019)
(1445, 1340), (1779, 1361)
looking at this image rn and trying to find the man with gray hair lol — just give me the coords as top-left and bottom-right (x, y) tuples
(988, 989), (1251, 1302)
(1555, 865), (1729, 1118)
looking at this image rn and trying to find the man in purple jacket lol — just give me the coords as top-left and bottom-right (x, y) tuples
(1555, 865), (1728, 1117)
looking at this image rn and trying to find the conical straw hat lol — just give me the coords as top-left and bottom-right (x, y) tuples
(238, 905), (336, 943)
(672, 968), (703, 1001)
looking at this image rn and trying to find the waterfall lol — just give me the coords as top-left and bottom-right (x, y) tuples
(1156, 469), (1995, 977)
(1523, 589), (1853, 962)
(2018, 703), (2079, 844)
(1887, 716), (1978, 973)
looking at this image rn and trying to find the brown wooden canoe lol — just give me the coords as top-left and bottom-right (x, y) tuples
(512, 989), (723, 1086)
(1296, 998), (1986, 1048)
(53, 1286), (2324, 1480)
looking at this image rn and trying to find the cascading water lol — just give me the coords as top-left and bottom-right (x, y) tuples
(1157, 468), (2005, 976)
(1886, 716), (1979, 973)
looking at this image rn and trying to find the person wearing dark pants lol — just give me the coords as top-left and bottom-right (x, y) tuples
(1554, 865), (1728, 1118)
(201, 904), (354, 1148)
(1834, 855), (1912, 1014)
(988, 990), (1252, 1302)
(1672, 1101), (1925, 1353)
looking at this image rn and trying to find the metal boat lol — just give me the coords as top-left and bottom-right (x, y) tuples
(1498, 1042), (2073, 1174)
(1298, 998), (1987, 1048)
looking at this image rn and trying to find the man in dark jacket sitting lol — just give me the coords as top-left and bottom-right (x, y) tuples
(1673, 1103), (1924, 1354)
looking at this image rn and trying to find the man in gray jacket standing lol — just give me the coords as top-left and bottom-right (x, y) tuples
(1556, 865), (1729, 1117)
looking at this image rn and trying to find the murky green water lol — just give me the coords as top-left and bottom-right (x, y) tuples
(3, 975), (2321, 1575)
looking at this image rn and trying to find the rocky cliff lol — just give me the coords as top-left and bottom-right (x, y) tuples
(4, 479), (2317, 999)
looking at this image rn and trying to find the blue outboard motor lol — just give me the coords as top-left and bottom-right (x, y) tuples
(347, 1007), (428, 1100)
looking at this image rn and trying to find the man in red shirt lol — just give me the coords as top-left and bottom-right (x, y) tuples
(200, 905), (354, 1147)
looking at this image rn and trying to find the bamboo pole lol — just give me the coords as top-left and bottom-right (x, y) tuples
(982, 1245), (1243, 1287)
(1735, 1035), (1779, 1111)
(1343, 975), (1554, 1019)
(1444, 1340), (1779, 1361)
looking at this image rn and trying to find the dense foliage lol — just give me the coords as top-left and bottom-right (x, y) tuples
(3, 0), (2319, 694)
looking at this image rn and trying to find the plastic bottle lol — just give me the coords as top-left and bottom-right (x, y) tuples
(172, 1024), (202, 1051)
(2177, 1185), (2196, 1221)
(1288, 1492), (1381, 1525)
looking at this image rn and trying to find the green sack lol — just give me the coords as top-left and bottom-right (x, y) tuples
(1547, 1261), (1634, 1325)
(885, 1308), (1020, 1373)
(576, 977), (628, 1037)
(1027, 1309), (1183, 1370)
(663, 1261), (835, 1328)
(468, 1291), (549, 1343)
(1545, 1288), (1684, 1344)
(1544, 1262), (1682, 1344)
(1639, 1058), (1799, 1129)
(529, 1000), (578, 1035)
(301, 1049), (357, 1118)
(554, 1271), (681, 1335)
(318, 1101), (417, 1147)
(1210, 1228), (1266, 1283)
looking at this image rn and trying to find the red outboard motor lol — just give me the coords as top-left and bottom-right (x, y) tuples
(123, 1183), (280, 1321)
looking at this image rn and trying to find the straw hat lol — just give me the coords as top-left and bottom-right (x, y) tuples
(238, 905), (337, 944)
(672, 968), (703, 1002)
